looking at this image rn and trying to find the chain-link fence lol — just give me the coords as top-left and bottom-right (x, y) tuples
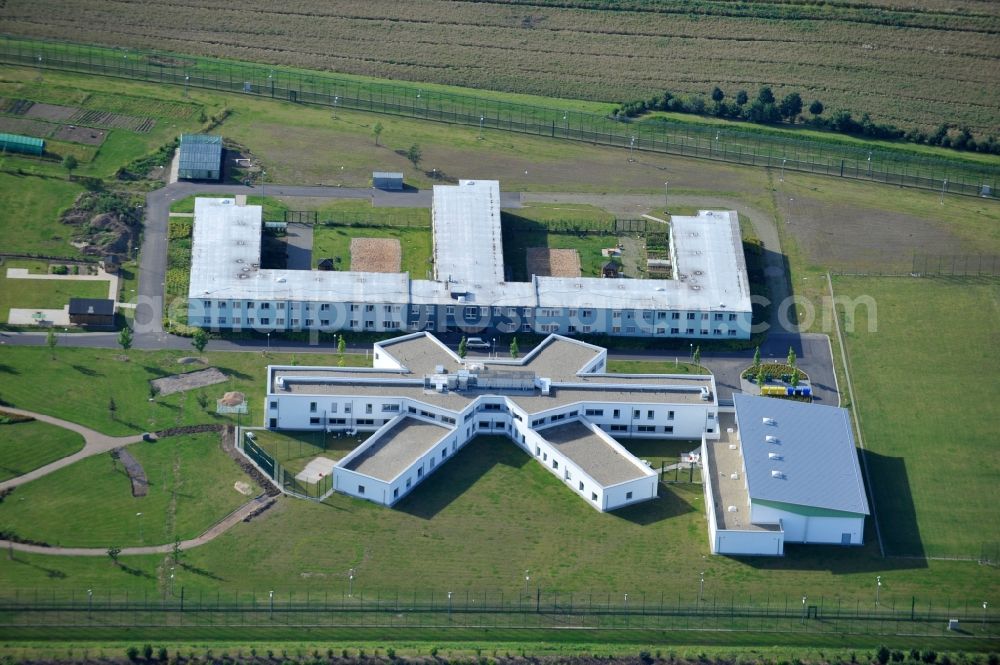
(0, 589), (995, 638)
(0, 35), (996, 199)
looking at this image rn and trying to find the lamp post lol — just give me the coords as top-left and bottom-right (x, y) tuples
(629, 136), (636, 162)
(268, 70), (274, 98)
(448, 591), (453, 620)
(269, 590), (274, 620)
(867, 151), (872, 177)
(699, 571), (705, 603)
(136, 512), (143, 542)
(333, 95), (339, 119)
(940, 178), (948, 205)
(184, 74), (189, 97)
(479, 115), (485, 139)
(875, 575), (881, 607)
(983, 601), (988, 628)
(780, 158), (786, 182)
(524, 570), (530, 595)
(266, 331), (270, 353)
(260, 170), (266, 202)
(801, 595), (807, 623)
(664, 181), (669, 212)
(491, 337), (496, 359)
(87, 589), (93, 619)
(689, 343), (694, 360)
(349, 568), (355, 597)
(169, 567), (175, 598)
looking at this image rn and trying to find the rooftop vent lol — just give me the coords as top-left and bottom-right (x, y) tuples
(727, 505), (738, 513)
(765, 435), (778, 443)
(762, 417), (776, 426)
(730, 472), (739, 480)
(700, 386), (711, 400)
(771, 470), (784, 479)
(728, 444), (737, 450)
(768, 452), (782, 460)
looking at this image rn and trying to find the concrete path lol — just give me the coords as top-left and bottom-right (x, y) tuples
(0, 407), (143, 493)
(0, 495), (275, 557)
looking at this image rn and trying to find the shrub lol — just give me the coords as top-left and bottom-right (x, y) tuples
(877, 647), (891, 665)
(126, 647), (140, 662)
(143, 645), (154, 660)
(52, 264), (69, 275)
(158, 647), (169, 662)
(923, 653), (938, 664)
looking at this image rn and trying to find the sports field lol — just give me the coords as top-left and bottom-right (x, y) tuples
(3, 1), (997, 136)
(833, 276), (1000, 560)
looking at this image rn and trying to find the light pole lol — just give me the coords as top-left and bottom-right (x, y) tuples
(801, 595), (807, 623)
(479, 115), (485, 139)
(349, 568), (355, 596)
(268, 590), (274, 620)
(169, 567), (175, 597)
(940, 178), (948, 205)
(629, 136), (636, 162)
(780, 158), (786, 182)
(491, 337), (496, 358)
(268, 70), (274, 98)
(184, 74), (189, 97)
(87, 589), (93, 619)
(260, 169), (266, 202)
(787, 197), (794, 225)
(448, 591), (453, 620)
(689, 343), (694, 360)
(867, 151), (872, 177)
(875, 575), (881, 607)
(333, 95), (339, 119)
(698, 571), (705, 602)
(664, 181), (669, 212)
(136, 512), (143, 542)
(524, 570), (530, 595)
(983, 601), (988, 628)
(266, 331), (270, 353)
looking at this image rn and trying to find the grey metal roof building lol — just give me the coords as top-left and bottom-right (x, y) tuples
(701, 394), (869, 556)
(187, 180), (752, 339)
(178, 134), (222, 181)
(373, 172), (403, 190)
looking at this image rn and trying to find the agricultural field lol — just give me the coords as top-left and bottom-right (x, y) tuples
(1, 1), (998, 136)
(0, 419), (84, 482)
(832, 277), (1000, 560)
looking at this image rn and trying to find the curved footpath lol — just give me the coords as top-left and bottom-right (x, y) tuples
(0, 407), (276, 556)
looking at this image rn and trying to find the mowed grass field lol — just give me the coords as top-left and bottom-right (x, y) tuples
(0, 434), (993, 609)
(0, 419), (84, 482)
(3, 1), (998, 135)
(0, 432), (253, 548)
(834, 277), (1000, 559)
(0, 259), (111, 321)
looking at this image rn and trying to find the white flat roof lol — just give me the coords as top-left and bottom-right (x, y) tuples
(188, 190), (750, 314)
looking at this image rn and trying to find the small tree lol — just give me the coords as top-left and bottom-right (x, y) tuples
(148, 383), (160, 401)
(46, 327), (58, 359)
(458, 336), (468, 359)
(406, 144), (422, 169)
(196, 392), (208, 409)
(337, 334), (346, 367)
(757, 86), (775, 105)
(778, 92), (803, 120)
(191, 327), (208, 353)
(710, 86), (724, 103)
(735, 89), (749, 106)
(790, 371), (799, 388)
(118, 324), (133, 358)
(143, 645), (154, 661)
(809, 99), (824, 116)
(107, 545), (122, 565)
(62, 154), (78, 180)
(753, 345), (761, 369)
(692, 345), (701, 366)
(876, 646), (891, 665)
(756, 365), (766, 388)
(509, 337), (519, 359)
(372, 122), (384, 146)
(787, 346), (797, 367)
(108, 396), (117, 420)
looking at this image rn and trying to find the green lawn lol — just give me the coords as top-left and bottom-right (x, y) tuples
(0, 432), (252, 548)
(0, 419), (85, 482)
(834, 277), (1000, 559)
(501, 226), (614, 280)
(308, 200), (431, 227)
(0, 259), (111, 321)
(251, 429), (359, 476)
(0, 347), (370, 437)
(0, 175), (84, 257)
(511, 202), (615, 227)
(607, 359), (708, 376)
(312, 225), (433, 276)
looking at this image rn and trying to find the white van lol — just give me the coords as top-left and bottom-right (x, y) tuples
(465, 337), (490, 350)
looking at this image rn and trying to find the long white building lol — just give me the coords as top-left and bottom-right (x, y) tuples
(187, 180), (753, 338)
(262, 332), (720, 512)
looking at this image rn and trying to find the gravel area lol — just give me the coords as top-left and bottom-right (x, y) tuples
(526, 247), (581, 277)
(151, 367), (227, 396)
(351, 237), (401, 273)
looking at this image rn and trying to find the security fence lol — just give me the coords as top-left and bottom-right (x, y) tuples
(0, 35), (996, 199)
(0, 589), (995, 638)
(239, 432), (332, 500)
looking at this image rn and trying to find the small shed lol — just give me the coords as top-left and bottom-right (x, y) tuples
(318, 258), (335, 271)
(601, 260), (620, 278)
(0, 132), (44, 156)
(102, 255), (120, 274)
(373, 171), (404, 190)
(178, 134), (223, 181)
(68, 298), (115, 328)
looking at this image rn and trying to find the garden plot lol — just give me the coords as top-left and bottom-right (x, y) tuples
(0, 116), (53, 138)
(151, 367), (227, 396)
(526, 247), (581, 278)
(350, 238), (401, 273)
(69, 108), (155, 133)
(51, 124), (106, 145)
(23, 102), (77, 122)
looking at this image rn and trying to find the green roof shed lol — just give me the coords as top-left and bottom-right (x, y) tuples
(0, 132), (44, 156)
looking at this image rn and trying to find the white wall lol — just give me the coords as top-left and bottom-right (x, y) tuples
(715, 529), (784, 556)
(750, 503), (864, 545)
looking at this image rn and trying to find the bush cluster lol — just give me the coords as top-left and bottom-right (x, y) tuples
(613, 86), (1000, 155)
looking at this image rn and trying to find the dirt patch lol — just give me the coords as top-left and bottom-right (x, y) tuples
(0, 116), (53, 138)
(51, 124), (107, 145)
(113, 448), (148, 497)
(526, 247), (581, 277)
(24, 102), (78, 122)
(234, 481), (253, 496)
(350, 237), (401, 273)
(781, 195), (973, 273)
(69, 108), (155, 133)
(151, 367), (227, 397)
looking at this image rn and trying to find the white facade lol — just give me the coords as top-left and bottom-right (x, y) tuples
(261, 332), (712, 512)
(187, 180), (753, 339)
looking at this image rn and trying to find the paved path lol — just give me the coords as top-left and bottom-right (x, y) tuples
(0, 495), (275, 557)
(0, 407), (144, 492)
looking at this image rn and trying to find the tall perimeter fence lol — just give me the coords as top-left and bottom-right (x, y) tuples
(1, 35), (997, 199)
(0, 589), (996, 638)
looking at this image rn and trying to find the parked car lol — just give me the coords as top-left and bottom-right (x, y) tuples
(465, 337), (490, 350)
